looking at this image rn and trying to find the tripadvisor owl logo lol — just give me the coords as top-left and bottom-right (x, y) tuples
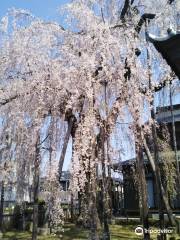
(135, 226), (174, 235)
(135, 226), (144, 236)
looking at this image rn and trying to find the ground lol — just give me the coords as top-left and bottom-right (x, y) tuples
(2, 223), (179, 240)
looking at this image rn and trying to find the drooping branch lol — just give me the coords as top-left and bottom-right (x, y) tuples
(154, 75), (176, 92)
(135, 13), (156, 33)
(140, 73), (176, 94)
(120, 0), (130, 21)
(0, 84), (64, 108)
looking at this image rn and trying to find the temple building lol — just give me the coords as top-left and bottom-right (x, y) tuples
(147, 28), (180, 79)
(122, 28), (180, 215)
(122, 104), (180, 214)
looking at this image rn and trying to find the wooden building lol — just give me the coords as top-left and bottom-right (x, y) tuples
(122, 104), (180, 215)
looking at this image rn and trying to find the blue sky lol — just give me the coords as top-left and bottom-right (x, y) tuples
(0, 0), (69, 22)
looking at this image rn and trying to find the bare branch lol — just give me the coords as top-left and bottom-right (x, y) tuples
(120, 0), (130, 21)
(135, 13), (156, 33)
(0, 95), (19, 106)
(38, 134), (49, 146)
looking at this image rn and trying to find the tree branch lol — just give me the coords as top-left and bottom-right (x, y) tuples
(135, 13), (156, 33)
(140, 74), (176, 94)
(0, 95), (19, 106)
(120, 0), (130, 21)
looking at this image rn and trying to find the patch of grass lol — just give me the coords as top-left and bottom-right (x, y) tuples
(110, 224), (142, 240)
(3, 231), (59, 240)
(2, 223), (179, 240)
(63, 223), (88, 240)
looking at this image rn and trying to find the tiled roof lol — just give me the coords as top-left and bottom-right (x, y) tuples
(147, 29), (180, 79)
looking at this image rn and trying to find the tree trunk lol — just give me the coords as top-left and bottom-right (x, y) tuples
(88, 139), (100, 240)
(32, 136), (40, 240)
(142, 132), (175, 227)
(0, 181), (4, 232)
(152, 106), (175, 228)
(107, 165), (112, 219)
(151, 119), (166, 240)
(22, 202), (26, 231)
(89, 180), (100, 240)
(78, 191), (82, 216)
(59, 96), (85, 180)
(136, 146), (150, 240)
(104, 81), (112, 220)
(70, 193), (74, 222)
(169, 84), (180, 203)
(100, 128), (110, 240)
(101, 172), (110, 240)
